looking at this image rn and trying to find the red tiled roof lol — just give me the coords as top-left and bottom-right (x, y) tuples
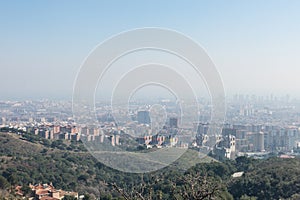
(35, 189), (50, 195)
(40, 197), (59, 200)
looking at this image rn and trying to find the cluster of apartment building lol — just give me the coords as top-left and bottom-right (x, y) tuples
(195, 123), (300, 159)
(24, 124), (122, 147)
(0, 109), (184, 149)
(136, 132), (179, 148)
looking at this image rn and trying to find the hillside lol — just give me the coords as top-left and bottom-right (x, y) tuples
(0, 132), (218, 199)
(2, 131), (300, 199)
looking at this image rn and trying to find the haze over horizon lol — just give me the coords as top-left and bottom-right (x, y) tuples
(1, 1), (300, 100)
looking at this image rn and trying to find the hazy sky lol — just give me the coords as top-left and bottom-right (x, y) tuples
(1, 0), (300, 100)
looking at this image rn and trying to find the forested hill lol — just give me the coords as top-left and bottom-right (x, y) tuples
(1, 131), (300, 199)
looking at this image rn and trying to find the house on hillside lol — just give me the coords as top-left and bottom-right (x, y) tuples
(15, 183), (79, 200)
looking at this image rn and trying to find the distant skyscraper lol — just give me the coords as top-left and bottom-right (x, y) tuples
(197, 123), (209, 135)
(196, 123), (209, 146)
(169, 117), (178, 128)
(254, 132), (264, 152)
(137, 111), (150, 124)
